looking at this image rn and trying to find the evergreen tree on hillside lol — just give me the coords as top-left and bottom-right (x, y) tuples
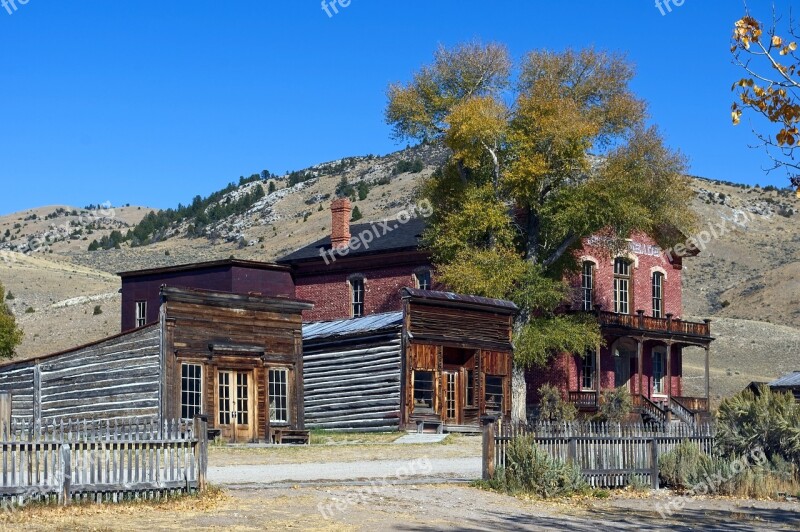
(0, 282), (23, 360)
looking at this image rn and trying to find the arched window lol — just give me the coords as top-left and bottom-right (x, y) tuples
(414, 268), (432, 290)
(613, 258), (632, 315)
(349, 275), (365, 318)
(581, 261), (595, 311)
(652, 272), (665, 318)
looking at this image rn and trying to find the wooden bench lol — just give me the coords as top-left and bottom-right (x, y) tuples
(269, 427), (310, 445)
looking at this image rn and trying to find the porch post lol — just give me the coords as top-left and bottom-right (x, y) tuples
(636, 338), (644, 399)
(665, 340), (673, 422)
(704, 345), (710, 403)
(595, 344), (601, 408)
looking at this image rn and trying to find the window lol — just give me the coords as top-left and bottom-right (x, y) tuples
(653, 349), (666, 394)
(181, 364), (203, 419)
(485, 376), (504, 413)
(135, 301), (147, 328)
(581, 354), (596, 390)
(269, 368), (289, 423)
(652, 272), (664, 318)
(350, 277), (365, 318)
(466, 370), (475, 407)
(613, 258), (632, 314)
(412, 371), (434, 413)
(415, 269), (432, 290)
(236, 372), (249, 425)
(581, 261), (594, 311)
(218, 372), (231, 425)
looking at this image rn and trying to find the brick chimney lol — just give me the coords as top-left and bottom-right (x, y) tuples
(330, 198), (352, 249)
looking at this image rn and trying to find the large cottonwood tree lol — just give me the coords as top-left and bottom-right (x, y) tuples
(386, 43), (696, 422)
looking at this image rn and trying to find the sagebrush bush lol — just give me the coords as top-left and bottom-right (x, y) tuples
(537, 384), (577, 422)
(489, 435), (587, 498)
(600, 387), (633, 423)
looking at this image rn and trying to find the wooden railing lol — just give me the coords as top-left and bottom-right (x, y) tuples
(632, 394), (668, 426)
(673, 396), (710, 413)
(596, 311), (711, 338)
(567, 391), (598, 409)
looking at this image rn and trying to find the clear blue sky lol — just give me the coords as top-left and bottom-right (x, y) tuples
(0, 0), (790, 216)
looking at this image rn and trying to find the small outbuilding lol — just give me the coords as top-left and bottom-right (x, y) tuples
(302, 288), (517, 433)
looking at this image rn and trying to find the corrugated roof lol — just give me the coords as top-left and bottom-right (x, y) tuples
(277, 218), (427, 263)
(303, 312), (403, 340)
(769, 371), (800, 388)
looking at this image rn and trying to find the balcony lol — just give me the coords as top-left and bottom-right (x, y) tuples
(595, 310), (712, 343)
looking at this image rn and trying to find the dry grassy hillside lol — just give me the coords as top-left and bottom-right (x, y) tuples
(1, 147), (797, 403)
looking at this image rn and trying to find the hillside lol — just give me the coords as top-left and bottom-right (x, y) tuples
(1, 144), (798, 403)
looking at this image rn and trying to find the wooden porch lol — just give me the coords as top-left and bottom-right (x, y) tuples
(567, 391), (711, 426)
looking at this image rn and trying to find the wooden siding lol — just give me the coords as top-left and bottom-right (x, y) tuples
(0, 325), (161, 424)
(303, 333), (403, 432)
(407, 303), (512, 350)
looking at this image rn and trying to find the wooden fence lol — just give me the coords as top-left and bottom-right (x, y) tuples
(484, 421), (716, 489)
(0, 416), (208, 507)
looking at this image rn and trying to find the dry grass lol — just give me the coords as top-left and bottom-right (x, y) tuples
(309, 430), (402, 445)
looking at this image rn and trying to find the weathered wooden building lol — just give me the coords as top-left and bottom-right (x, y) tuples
(302, 288), (517, 432)
(0, 286), (312, 443)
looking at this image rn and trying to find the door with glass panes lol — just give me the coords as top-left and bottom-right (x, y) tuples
(217, 370), (255, 442)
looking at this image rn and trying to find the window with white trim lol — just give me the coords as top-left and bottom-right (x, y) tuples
(135, 301), (147, 328)
(653, 349), (666, 394)
(581, 353), (596, 390)
(613, 258), (631, 315)
(269, 368), (290, 424)
(581, 261), (594, 311)
(350, 277), (365, 318)
(181, 363), (203, 419)
(652, 272), (664, 318)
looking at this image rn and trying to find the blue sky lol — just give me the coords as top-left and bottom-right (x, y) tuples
(0, 0), (791, 215)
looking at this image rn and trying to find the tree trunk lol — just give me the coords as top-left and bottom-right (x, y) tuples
(511, 364), (527, 425)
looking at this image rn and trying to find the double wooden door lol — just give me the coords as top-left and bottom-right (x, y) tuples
(217, 370), (255, 442)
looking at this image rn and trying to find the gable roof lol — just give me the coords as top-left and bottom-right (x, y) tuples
(277, 217), (428, 264)
(769, 371), (800, 388)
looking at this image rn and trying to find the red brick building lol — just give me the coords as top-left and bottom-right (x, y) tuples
(278, 202), (714, 424)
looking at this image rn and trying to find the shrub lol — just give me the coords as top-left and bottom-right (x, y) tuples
(93, 305), (103, 316)
(5, 292), (13, 300)
(351, 206), (363, 222)
(659, 440), (710, 490)
(25, 307), (35, 314)
(599, 387), (633, 423)
(537, 384), (577, 422)
(716, 385), (800, 464)
(489, 435), (587, 498)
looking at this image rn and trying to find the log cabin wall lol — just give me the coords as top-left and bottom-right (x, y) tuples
(0, 325), (162, 424)
(302, 313), (404, 432)
(160, 287), (311, 442)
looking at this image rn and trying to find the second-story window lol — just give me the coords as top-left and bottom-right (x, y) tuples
(350, 277), (365, 318)
(415, 269), (432, 291)
(613, 258), (631, 315)
(652, 272), (664, 318)
(135, 301), (147, 328)
(581, 261), (594, 311)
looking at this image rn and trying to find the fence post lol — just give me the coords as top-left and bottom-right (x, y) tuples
(59, 444), (71, 506)
(0, 392), (10, 433)
(481, 416), (496, 481)
(193, 414), (208, 492)
(568, 438), (577, 464)
(650, 438), (660, 489)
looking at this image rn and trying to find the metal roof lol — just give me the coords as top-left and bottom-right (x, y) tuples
(303, 312), (404, 341)
(769, 371), (800, 388)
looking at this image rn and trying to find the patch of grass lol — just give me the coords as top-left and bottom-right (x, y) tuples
(592, 489), (611, 499)
(309, 429), (401, 445)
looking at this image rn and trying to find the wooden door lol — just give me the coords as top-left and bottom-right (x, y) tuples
(217, 370), (255, 442)
(443, 371), (461, 424)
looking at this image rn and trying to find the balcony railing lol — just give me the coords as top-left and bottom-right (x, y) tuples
(567, 391), (598, 409)
(596, 310), (711, 338)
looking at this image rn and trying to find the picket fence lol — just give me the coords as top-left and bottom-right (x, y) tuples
(0, 416), (208, 507)
(485, 421), (716, 489)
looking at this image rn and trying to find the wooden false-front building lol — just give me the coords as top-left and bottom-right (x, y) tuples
(302, 288), (517, 432)
(0, 285), (312, 443)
